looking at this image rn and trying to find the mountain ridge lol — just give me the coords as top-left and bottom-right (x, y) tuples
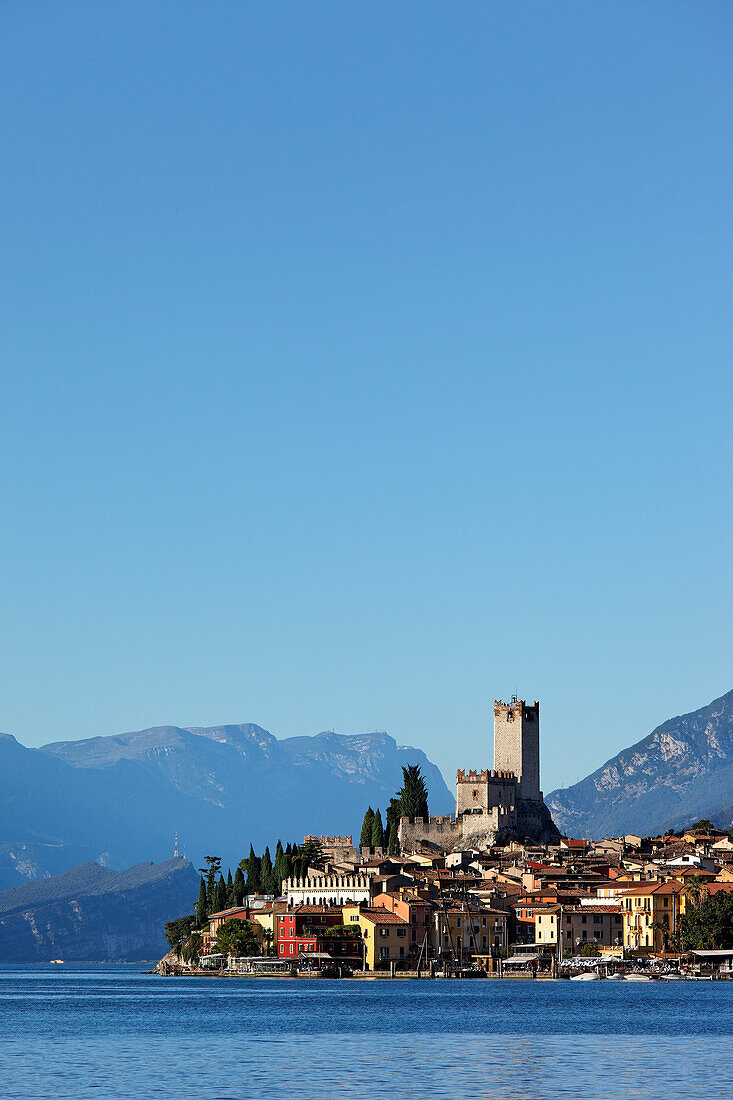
(0, 724), (453, 888)
(546, 688), (733, 838)
(0, 857), (198, 961)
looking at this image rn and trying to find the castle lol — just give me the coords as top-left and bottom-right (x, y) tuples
(398, 696), (560, 852)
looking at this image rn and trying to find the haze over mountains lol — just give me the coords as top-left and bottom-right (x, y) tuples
(0, 724), (452, 889)
(0, 857), (197, 961)
(546, 689), (733, 839)
(2, 689), (731, 892)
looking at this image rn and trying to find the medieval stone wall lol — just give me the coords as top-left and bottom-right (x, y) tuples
(398, 814), (461, 853)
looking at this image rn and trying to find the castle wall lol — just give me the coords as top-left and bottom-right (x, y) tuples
(493, 698), (541, 801)
(398, 815), (461, 854)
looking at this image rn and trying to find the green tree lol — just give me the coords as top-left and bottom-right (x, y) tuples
(681, 890), (733, 950)
(398, 765), (429, 822)
(232, 866), (246, 907)
(299, 836), (325, 871)
(198, 855), (222, 904)
(212, 873), (227, 914)
(260, 846), (277, 896)
(195, 875), (208, 927)
(360, 808), (375, 850)
(164, 915), (196, 956)
(215, 918), (260, 957)
(182, 930), (203, 964)
(385, 796), (402, 855)
(684, 875), (709, 909)
(371, 809), (384, 850)
(246, 844), (261, 895)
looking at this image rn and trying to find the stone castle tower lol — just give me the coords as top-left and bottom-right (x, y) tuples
(493, 697), (541, 802)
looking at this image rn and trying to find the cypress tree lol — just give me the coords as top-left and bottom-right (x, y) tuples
(371, 809), (384, 850)
(260, 846), (274, 895)
(195, 876), (208, 927)
(388, 819), (398, 856)
(360, 807), (375, 850)
(398, 765), (429, 822)
(212, 873), (227, 914)
(232, 866), (246, 906)
(246, 844), (261, 895)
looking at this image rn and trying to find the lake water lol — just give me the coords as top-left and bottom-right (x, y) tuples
(0, 965), (731, 1098)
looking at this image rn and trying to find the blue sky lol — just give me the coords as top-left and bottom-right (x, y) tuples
(1, 2), (732, 794)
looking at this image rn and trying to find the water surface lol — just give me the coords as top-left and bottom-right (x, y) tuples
(0, 965), (730, 1098)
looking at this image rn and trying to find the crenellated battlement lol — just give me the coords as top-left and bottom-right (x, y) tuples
(303, 834), (353, 846)
(456, 768), (516, 783)
(457, 769), (488, 783)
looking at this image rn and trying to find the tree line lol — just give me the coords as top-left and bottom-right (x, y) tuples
(359, 764), (429, 856)
(164, 836), (325, 961)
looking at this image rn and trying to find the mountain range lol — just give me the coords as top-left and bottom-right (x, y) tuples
(546, 688), (733, 839)
(0, 724), (453, 889)
(0, 857), (198, 961)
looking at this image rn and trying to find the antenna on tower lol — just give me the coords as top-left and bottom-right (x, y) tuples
(174, 830), (180, 860)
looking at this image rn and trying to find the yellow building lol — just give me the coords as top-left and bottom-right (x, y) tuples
(621, 882), (683, 954)
(342, 904), (410, 970)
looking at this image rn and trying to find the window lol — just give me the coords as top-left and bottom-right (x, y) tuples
(397, 928), (406, 938)
(380, 946), (389, 960)
(593, 916), (601, 924)
(399, 947), (404, 958)
(482, 918), (487, 928)
(581, 916), (587, 924)
(379, 927), (388, 937)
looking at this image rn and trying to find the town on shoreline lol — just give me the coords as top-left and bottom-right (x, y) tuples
(160, 699), (733, 980)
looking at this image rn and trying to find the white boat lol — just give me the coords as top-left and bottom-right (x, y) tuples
(606, 972), (625, 981)
(570, 971), (601, 980)
(625, 973), (653, 981)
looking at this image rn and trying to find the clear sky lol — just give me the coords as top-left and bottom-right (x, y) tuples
(2, 2), (732, 794)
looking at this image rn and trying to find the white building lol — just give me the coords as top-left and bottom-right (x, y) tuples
(284, 872), (371, 907)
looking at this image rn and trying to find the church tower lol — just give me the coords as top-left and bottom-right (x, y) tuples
(493, 697), (541, 801)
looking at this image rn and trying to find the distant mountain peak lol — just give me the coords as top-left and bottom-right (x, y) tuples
(546, 688), (733, 838)
(0, 722), (452, 888)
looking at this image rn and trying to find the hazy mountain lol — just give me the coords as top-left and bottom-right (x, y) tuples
(0, 857), (198, 961)
(546, 689), (733, 838)
(0, 724), (452, 887)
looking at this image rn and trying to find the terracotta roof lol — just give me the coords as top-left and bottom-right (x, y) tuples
(208, 906), (250, 919)
(563, 905), (621, 914)
(359, 910), (409, 925)
(291, 904), (344, 914)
